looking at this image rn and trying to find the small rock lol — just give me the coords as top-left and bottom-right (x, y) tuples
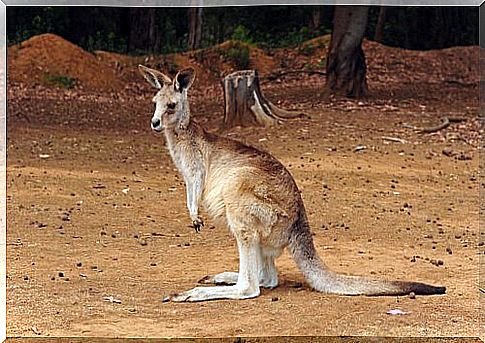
(456, 153), (472, 161)
(58, 272), (65, 277)
(271, 296), (279, 302)
(408, 292), (416, 299)
(442, 148), (455, 157)
(387, 309), (408, 315)
(31, 326), (42, 335)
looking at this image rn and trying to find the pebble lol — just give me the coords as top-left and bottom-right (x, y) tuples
(271, 296), (279, 302)
(430, 259), (444, 266)
(408, 292), (416, 299)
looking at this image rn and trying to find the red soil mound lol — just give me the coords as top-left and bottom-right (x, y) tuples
(8, 33), (124, 91)
(7, 33), (478, 95)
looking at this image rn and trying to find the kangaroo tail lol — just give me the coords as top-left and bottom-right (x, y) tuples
(288, 212), (446, 296)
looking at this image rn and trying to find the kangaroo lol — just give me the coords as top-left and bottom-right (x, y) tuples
(139, 65), (446, 302)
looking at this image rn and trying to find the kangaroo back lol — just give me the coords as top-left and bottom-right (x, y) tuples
(288, 210), (446, 296)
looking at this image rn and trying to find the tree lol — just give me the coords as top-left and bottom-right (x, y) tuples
(188, 7), (203, 50)
(374, 6), (387, 43)
(309, 7), (322, 32)
(128, 8), (160, 53)
(325, 6), (370, 97)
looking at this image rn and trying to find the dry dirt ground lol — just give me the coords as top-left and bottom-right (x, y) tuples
(5, 35), (482, 339)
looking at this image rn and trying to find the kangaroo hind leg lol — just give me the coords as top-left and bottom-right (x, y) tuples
(198, 272), (238, 285)
(171, 231), (261, 302)
(199, 247), (278, 288)
(259, 247), (279, 289)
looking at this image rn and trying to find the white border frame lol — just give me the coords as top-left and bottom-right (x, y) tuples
(0, 2), (482, 342)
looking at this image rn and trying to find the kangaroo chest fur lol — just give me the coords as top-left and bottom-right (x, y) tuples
(163, 123), (248, 225)
(164, 128), (207, 188)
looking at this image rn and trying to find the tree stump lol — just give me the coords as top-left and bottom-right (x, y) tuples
(222, 70), (304, 128)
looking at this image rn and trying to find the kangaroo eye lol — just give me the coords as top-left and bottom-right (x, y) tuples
(167, 103), (176, 110)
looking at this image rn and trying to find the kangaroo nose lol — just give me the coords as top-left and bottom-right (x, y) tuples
(151, 118), (161, 128)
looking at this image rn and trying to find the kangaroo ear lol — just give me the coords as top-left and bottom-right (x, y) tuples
(138, 65), (172, 89)
(174, 68), (196, 92)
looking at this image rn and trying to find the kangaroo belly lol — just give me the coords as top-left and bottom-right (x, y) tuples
(202, 180), (227, 224)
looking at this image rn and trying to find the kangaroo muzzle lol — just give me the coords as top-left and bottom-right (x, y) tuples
(151, 117), (162, 132)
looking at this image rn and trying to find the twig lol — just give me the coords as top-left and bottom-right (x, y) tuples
(404, 117), (450, 133)
(382, 136), (408, 144)
(444, 79), (476, 87)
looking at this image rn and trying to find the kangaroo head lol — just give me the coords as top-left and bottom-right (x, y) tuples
(138, 65), (196, 132)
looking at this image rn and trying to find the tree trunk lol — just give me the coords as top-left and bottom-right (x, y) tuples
(309, 7), (322, 32)
(128, 8), (159, 53)
(222, 70), (304, 128)
(188, 7), (203, 50)
(326, 6), (369, 97)
(374, 6), (387, 43)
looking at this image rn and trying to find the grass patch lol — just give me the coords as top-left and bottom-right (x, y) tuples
(43, 74), (77, 89)
(222, 41), (250, 70)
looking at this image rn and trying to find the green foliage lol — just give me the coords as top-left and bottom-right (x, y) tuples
(43, 74), (76, 89)
(231, 25), (253, 44)
(6, 6), (479, 54)
(222, 42), (250, 70)
(84, 31), (127, 53)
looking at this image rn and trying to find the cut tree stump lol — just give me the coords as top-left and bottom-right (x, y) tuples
(222, 70), (305, 128)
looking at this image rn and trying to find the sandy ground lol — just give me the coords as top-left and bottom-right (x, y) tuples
(5, 78), (482, 338)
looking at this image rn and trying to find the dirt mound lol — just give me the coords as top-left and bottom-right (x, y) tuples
(364, 40), (479, 86)
(187, 40), (278, 78)
(8, 33), (124, 91)
(269, 34), (478, 89)
(7, 33), (478, 95)
(113, 40), (279, 90)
